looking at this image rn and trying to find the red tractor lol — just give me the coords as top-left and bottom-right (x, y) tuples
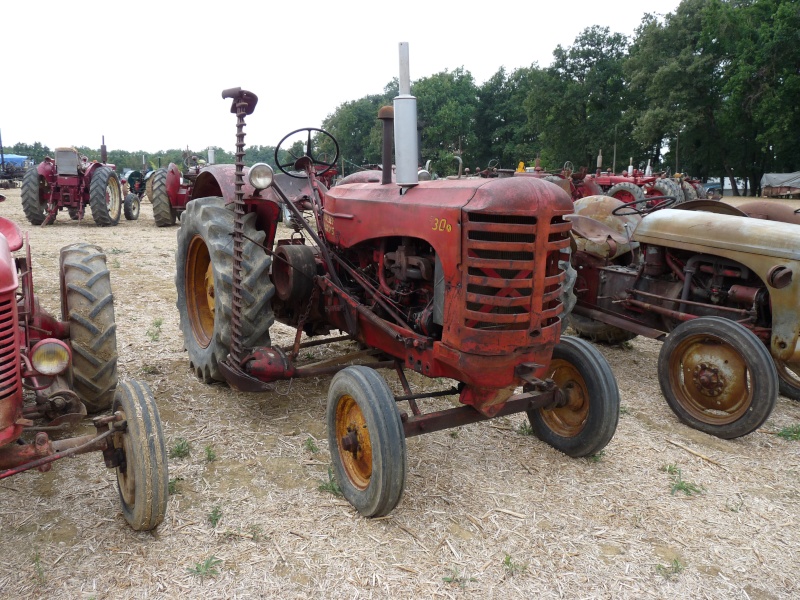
(512, 159), (604, 202)
(0, 192), (168, 530)
(588, 168), (683, 205)
(147, 154), (211, 227)
(148, 153), (338, 228)
(174, 46), (620, 518)
(21, 140), (132, 226)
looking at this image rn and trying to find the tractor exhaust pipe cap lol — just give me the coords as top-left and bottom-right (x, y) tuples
(394, 42), (419, 188)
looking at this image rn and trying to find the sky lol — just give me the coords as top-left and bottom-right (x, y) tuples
(1, 0), (682, 157)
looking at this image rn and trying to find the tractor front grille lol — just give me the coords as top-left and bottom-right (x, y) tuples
(463, 212), (570, 333)
(0, 293), (21, 403)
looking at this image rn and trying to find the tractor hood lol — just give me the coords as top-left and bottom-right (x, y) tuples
(324, 176), (572, 249)
(634, 209), (800, 261)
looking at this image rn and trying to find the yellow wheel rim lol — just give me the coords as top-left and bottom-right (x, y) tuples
(186, 235), (215, 348)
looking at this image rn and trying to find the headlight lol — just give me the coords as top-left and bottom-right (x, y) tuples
(248, 163), (274, 190)
(31, 340), (71, 376)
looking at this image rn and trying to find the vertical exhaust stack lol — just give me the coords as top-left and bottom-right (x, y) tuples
(394, 42), (419, 188)
(101, 136), (108, 164)
(378, 106), (394, 185)
(208, 147), (216, 165)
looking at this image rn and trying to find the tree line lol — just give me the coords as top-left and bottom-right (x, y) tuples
(4, 141), (298, 178)
(322, 0), (798, 194)
(8, 0), (797, 195)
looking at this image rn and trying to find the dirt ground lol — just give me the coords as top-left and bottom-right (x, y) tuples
(0, 187), (798, 599)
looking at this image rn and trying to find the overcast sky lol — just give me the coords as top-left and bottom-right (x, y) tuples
(1, 0), (681, 157)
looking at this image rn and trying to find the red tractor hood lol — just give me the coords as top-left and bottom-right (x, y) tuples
(323, 176), (573, 250)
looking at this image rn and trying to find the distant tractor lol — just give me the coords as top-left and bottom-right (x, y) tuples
(148, 153), (246, 227)
(120, 163), (151, 221)
(21, 140), (125, 226)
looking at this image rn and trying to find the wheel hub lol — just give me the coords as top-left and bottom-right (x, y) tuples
(692, 362), (726, 397)
(334, 395), (372, 490)
(341, 429), (360, 454)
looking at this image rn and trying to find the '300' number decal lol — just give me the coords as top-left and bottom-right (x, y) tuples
(432, 218), (453, 233)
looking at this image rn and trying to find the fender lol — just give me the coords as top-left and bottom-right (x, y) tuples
(189, 164), (254, 203)
(36, 158), (55, 179)
(166, 163), (183, 202)
(737, 200), (800, 226)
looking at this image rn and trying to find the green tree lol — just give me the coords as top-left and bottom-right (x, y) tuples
(475, 65), (543, 171)
(322, 83), (396, 176)
(413, 67), (479, 176)
(712, 0), (800, 191)
(7, 142), (52, 164)
(526, 26), (632, 172)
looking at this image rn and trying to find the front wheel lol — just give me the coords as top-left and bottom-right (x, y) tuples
(123, 193), (140, 220)
(89, 167), (122, 226)
(658, 317), (777, 438)
(61, 243), (118, 412)
(327, 366), (406, 517)
(527, 336), (620, 457)
(112, 379), (168, 531)
(175, 196), (274, 382)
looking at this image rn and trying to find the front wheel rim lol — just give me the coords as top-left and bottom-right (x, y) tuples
(667, 333), (751, 423)
(334, 394), (372, 490)
(115, 410), (136, 507)
(540, 358), (589, 437)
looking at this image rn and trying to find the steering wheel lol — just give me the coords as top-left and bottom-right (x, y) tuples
(611, 195), (678, 216)
(275, 127), (340, 179)
(487, 158), (500, 170)
(562, 161), (574, 178)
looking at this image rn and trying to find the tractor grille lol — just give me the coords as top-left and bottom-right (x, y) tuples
(0, 293), (21, 403)
(463, 212), (570, 332)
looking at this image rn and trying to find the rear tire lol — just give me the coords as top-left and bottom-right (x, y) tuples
(150, 168), (175, 227)
(527, 336), (620, 457)
(653, 178), (683, 204)
(175, 196), (274, 382)
(606, 181), (645, 205)
(123, 193), (140, 220)
(658, 317), (777, 438)
(112, 379), (168, 531)
(693, 183), (707, 199)
(774, 359), (800, 401)
(89, 167), (122, 226)
(568, 312), (637, 345)
(60, 243), (118, 412)
(21, 167), (46, 225)
(679, 180), (698, 202)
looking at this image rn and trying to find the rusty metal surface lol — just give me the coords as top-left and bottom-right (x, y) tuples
(675, 199), (748, 216)
(634, 209), (800, 261)
(403, 386), (558, 437)
(736, 200), (800, 226)
(570, 195), (640, 259)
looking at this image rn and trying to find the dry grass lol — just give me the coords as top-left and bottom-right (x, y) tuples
(0, 189), (798, 599)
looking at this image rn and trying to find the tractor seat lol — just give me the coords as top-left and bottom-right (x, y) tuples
(566, 214), (636, 260)
(0, 217), (23, 252)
